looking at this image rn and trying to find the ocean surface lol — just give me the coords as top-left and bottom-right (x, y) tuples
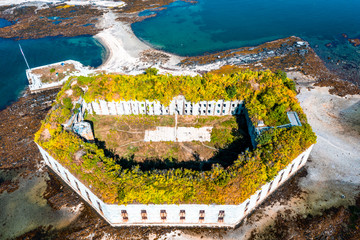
(0, 18), (105, 110)
(132, 0), (360, 83)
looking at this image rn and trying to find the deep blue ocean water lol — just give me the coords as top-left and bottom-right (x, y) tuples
(0, 19), (105, 110)
(132, 0), (360, 82)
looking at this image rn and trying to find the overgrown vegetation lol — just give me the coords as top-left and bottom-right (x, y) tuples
(35, 70), (316, 205)
(210, 117), (240, 148)
(145, 67), (159, 76)
(78, 69), (300, 126)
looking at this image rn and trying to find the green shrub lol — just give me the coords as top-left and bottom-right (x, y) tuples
(211, 128), (234, 148)
(62, 97), (73, 110)
(72, 86), (84, 97)
(145, 67), (158, 76)
(225, 85), (237, 99)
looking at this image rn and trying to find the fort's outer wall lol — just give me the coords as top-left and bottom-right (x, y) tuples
(36, 143), (313, 228)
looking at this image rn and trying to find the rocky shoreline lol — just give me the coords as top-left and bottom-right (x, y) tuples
(0, 0), (197, 39)
(0, 4), (103, 39)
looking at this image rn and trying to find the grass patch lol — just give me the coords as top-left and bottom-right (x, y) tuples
(86, 114), (249, 164)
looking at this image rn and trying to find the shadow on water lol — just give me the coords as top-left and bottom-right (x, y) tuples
(93, 113), (251, 172)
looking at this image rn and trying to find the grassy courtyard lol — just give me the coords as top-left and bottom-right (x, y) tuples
(87, 114), (251, 170)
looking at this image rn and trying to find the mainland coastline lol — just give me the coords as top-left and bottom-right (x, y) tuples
(0, 1), (359, 239)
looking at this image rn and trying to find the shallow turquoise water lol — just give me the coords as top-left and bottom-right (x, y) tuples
(132, 0), (360, 56)
(132, 0), (360, 85)
(0, 19), (105, 109)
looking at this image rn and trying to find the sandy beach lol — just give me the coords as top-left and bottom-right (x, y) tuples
(94, 10), (200, 76)
(94, 11), (150, 74)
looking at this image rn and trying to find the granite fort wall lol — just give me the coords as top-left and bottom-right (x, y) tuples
(37, 143), (313, 228)
(83, 98), (244, 116)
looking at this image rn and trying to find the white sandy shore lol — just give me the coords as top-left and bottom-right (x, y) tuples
(94, 11), (198, 76)
(94, 11), (150, 74)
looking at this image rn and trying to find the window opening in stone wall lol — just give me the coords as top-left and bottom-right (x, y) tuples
(267, 181), (273, 194)
(141, 210), (147, 220)
(289, 163), (295, 174)
(54, 163), (60, 173)
(97, 201), (103, 214)
(160, 210), (167, 221)
(199, 210), (205, 223)
(64, 171), (70, 182)
(75, 181), (81, 194)
(86, 190), (92, 203)
(256, 191), (262, 202)
(218, 210), (225, 223)
(47, 157), (54, 168)
(180, 210), (186, 222)
(299, 155), (305, 166)
(244, 201), (250, 213)
(278, 172), (285, 184)
(121, 210), (128, 222)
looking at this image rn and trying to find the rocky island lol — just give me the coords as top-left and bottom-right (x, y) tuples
(0, 0), (359, 239)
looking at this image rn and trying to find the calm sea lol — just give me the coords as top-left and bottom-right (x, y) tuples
(132, 0), (360, 83)
(0, 19), (105, 110)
